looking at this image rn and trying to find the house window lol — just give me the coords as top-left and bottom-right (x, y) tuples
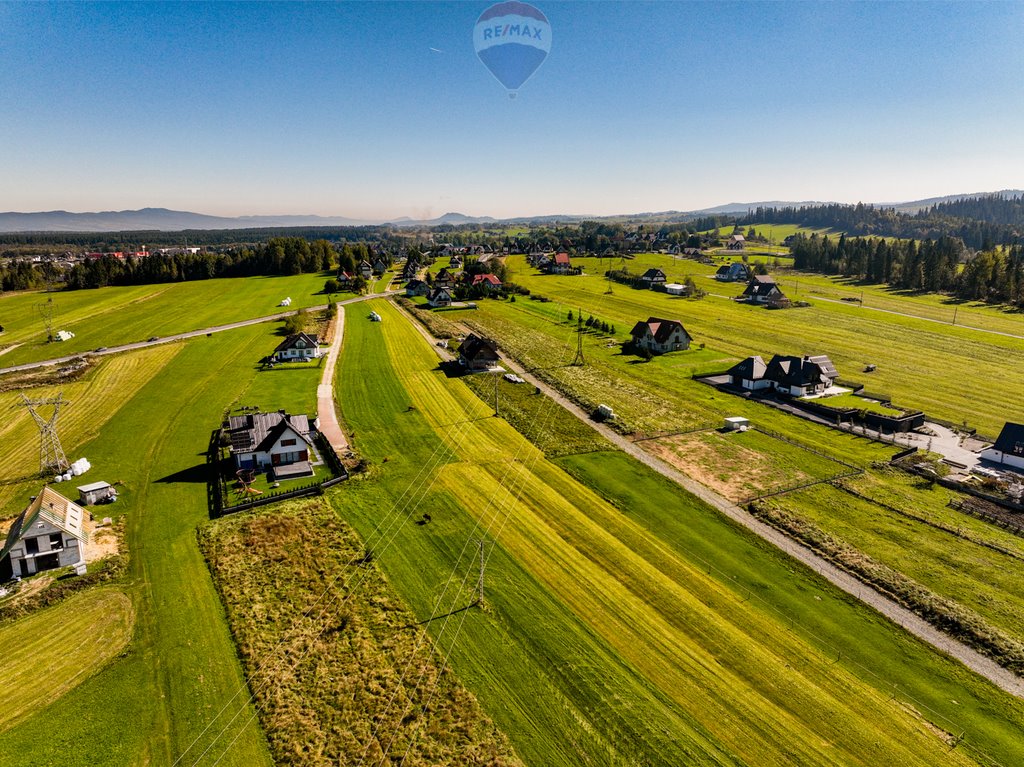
(49, 533), (63, 550)
(281, 438), (297, 447)
(25, 537), (39, 554)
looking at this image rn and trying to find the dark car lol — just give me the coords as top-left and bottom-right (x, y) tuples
(148, 336), (159, 342)
(95, 346), (108, 352)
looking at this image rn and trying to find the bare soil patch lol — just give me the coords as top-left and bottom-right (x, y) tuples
(642, 430), (816, 502)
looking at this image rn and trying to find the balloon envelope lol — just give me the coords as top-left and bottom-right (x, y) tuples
(473, 2), (551, 94)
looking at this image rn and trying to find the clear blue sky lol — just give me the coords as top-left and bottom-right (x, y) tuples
(1, 1), (1021, 219)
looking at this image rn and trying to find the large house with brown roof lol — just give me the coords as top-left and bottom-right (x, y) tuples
(226, 410), (316, 478)
(548, 252), (573, 275)
(1, 486), (89, 578)
(629, 317), (692, 354)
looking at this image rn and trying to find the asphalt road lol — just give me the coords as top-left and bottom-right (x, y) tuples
(394, 297), (1024, 700)
(0, 291), (395, 377)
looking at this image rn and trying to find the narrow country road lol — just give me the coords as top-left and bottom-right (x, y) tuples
(0, 291), (396, 376)
(316, 306), (349, 456)
(390, 296), (1024, 700)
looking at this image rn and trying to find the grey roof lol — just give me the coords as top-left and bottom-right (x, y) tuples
(1, 487), (89, 561)
(77, 481), (112, 493)
(743, 275), (783, 298)
(273, 332), (319, 353)
(992, 423), (1024, 457)
(227, 411), (312, 454)
(766, 354), (838, 387)
(727, 355), (767, 380)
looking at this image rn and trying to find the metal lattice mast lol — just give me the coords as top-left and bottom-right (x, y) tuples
(20, 393), (70, 475)
(571, 309), (585, 367)
(37, 297), (56, 342)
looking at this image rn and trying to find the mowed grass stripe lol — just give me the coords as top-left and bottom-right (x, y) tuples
(435, 460), (969, 767)
(356, 299), (978, 766)
(0, 589), (134, 733)
(0, 343), (181, 510)
(336, 303), (736, 766)
(0, 325), (282, 767)
(0, 272), (344, 366)
(497, 254), (1024, 436)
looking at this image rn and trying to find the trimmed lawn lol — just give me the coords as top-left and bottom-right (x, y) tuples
(811, 392), (907, 414)
(0, 271), (349, 366)
(323, 298), (1016, 767)
(0, 321), (324, 766)
(490, 254), (1024, 437)
(0, 588), (134, 733)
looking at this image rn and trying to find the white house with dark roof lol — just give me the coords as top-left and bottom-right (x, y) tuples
(273, 332), (321, 362)
(428, 287), (454, 307)
(715, 262), (751, 282)
(981, 423), (1024, 472)
(629, 317), (692, 354)
(726, 353), (839, 396)
(741, 275), (788, 306)
(638, 268), (667, 288)
(1, 486), (89, 578)
(226, 411), (317, 478)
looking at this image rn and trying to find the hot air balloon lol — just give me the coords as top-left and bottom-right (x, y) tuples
(473, 1), (551, 98)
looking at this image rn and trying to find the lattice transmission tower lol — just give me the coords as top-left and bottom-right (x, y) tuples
(20, 393), (71, 476)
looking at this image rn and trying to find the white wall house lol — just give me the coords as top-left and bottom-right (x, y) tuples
(629, 317), (692, 354)
(273, 332), (321, 362)
(1, 487), (88, 578)
(982, 423), (1024, 472)
(227, 411), (316, 477)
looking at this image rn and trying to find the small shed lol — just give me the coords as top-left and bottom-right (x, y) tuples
(664, 283), (688, 296)
(723, 416), (750, 432)
(77, 481), (115, 506)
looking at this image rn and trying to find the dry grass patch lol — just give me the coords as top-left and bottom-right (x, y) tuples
(642, 428), (853, 502)
(0, 343), (180, 509)
(200, 499), (521, 767)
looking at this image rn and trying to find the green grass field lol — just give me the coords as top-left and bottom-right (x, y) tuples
(493, 254), (1024, 436)
(812, 392), (906, 414)
(0, 588), (134, 733)
(454, 295), (897, 468)
(323, 298), (1024, 767)
(764, 469), (1024, 659)
(0, 271), (346, 366)
(0, 320), (329, 766)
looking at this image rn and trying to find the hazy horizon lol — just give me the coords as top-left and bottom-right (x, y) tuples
(2, 1), (1021, 219)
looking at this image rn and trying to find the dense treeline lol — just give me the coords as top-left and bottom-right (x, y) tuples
(0, 226), (390, 249)
(0, 260), (62, 291)
(64, 238), (340, 289)
(791, 233), (1024, 305)
(742, 195), (1023, 250)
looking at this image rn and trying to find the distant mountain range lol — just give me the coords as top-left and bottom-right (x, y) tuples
(1, 191), (1020, 233)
